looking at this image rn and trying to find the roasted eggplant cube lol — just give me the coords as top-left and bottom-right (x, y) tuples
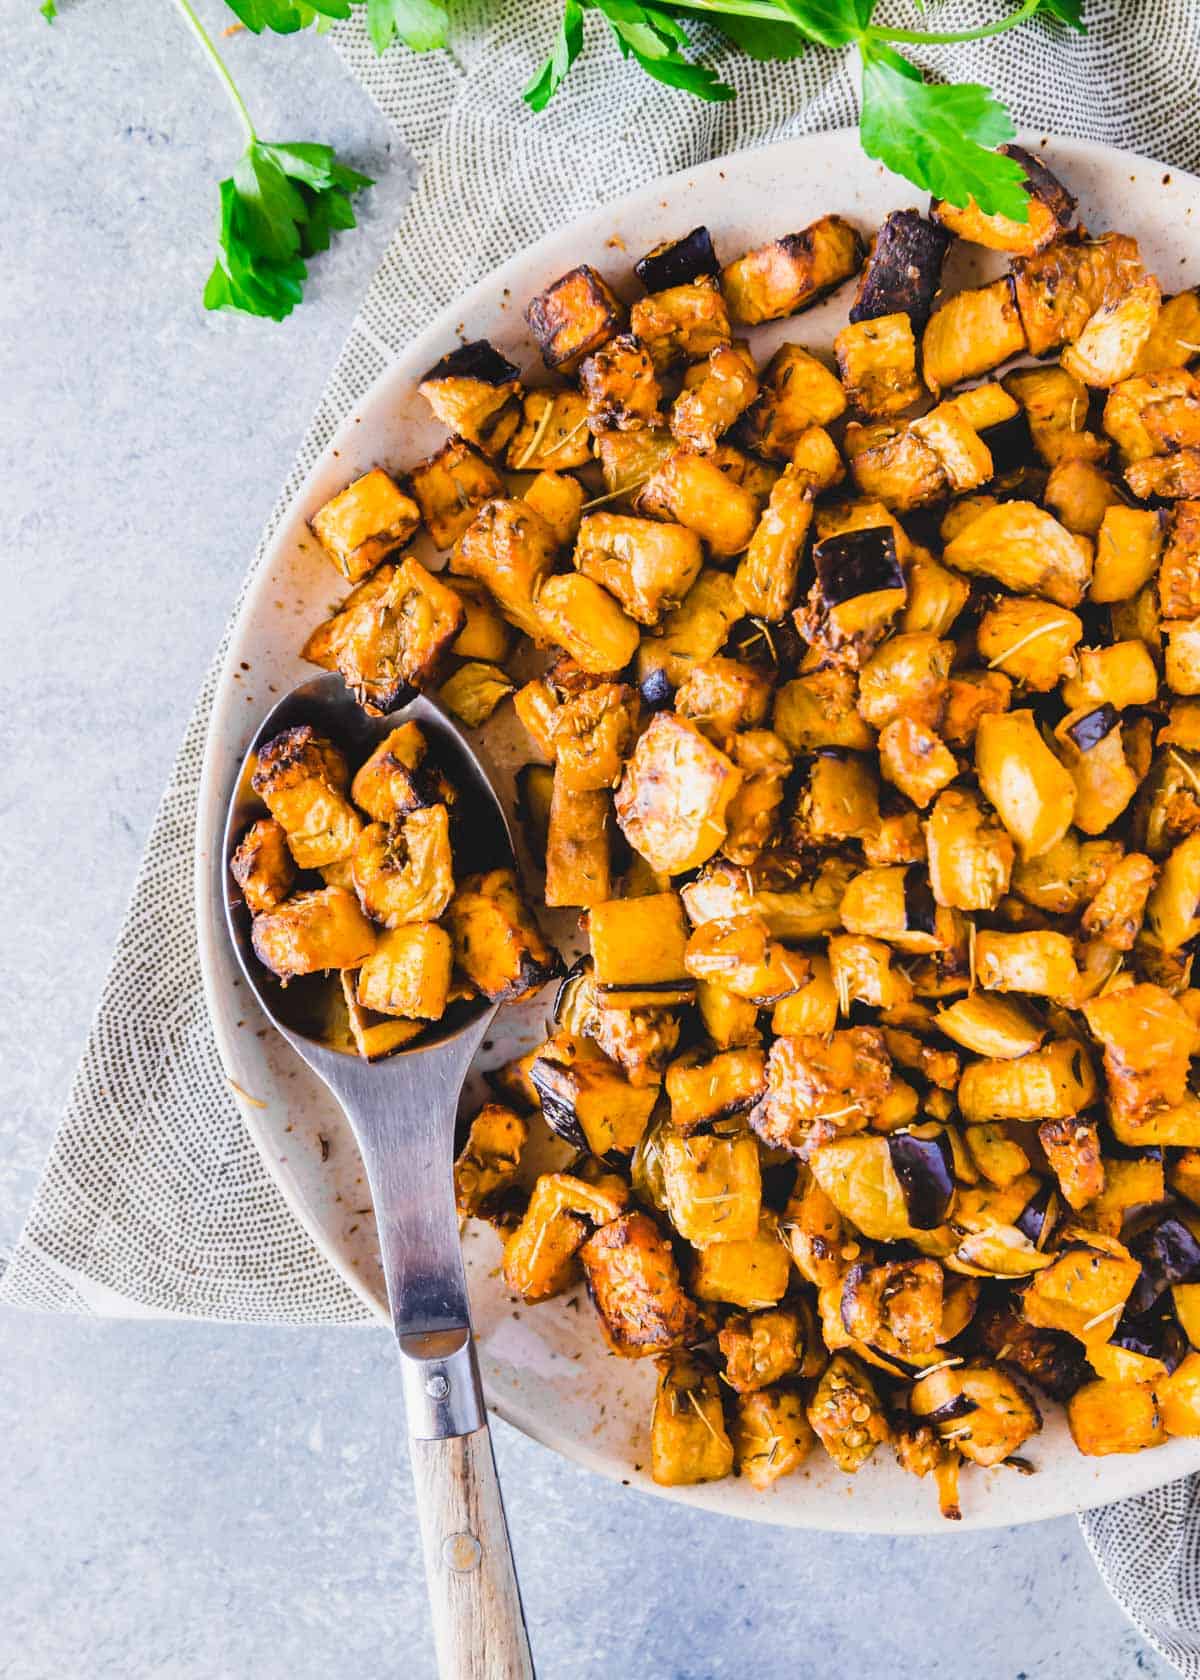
(684, 914), (809, 1006)
(733, 1387), (815, 1490)
(551, 682), (640, 794)
(1053, 706), (1138, 836)
(536, 574), (641, 676)
(635, 226), (721, 293)
(719, 1306), (807, 1394)
(674, 657), (773, 740)
(659, 1127), (762, 1245)
(636, 449), (759, 559)
(835, 313), (923, 418)
(573, 513), (702, 627)
(503, 1171), (627, 1302)
(524, 471), (585, 549)
(738, 343), (847, 461)
(451, 499), (559, 641)
(628, 276), (732, 372)
(922, 278), (1027, 397)
(650, 1351), (734, 1486)
(1038, 1115), (1104, 1211)
(1013, 231), (1148, 357)
(351, 804), (454, 928)
(578, 333), (663, 433)
(251, 887), (377, 982)
(666, 1046), (767, 1132)
(347, 723), (446, 824)
(1127, 448), (1200, 501)
(438, 661), (515, 729)
(910, 1362), (1040, 1468)
(615, 712), (742, 876)
(958, 1037), (1097, 1124)
(931, 145), (1075, 256)
(417, 339), (522, 457)
(407, 439), (505, 551)
(525, 263), (626, 373)
(977, 597), (1081, 693)
(580, 1210), (697, 1356)
(1003, 365), (1107, 468)
(807, 1354), (890, 1472)
(692, 1213), (791, 1309)
(356, 921), (452, 1020)
(1062, 276), (1163, 390)
(453, 1102), (528, 1219)
(251, 725), (361, 870)
(507, 388), (592, 472)
(339, 971), (425, 1061)
(813, 524), (905, 632)
(636, 568), (742, 694)
(752, 1028), (897, 1155)
(589, 891), (692, 1007)
(926, 789), (1014, 912)
(849, 209), (950, 330)
(333, 556), (466, 713)
(545, 777), (614, 909)
(1158, 500), (1200, 620)
(445, 867), (561, 1003)
(531, 1037), (659, 1156)
(975, 710), (1077, 861)
(1067, 1378), (1164, 1455)
(721, 215), (864, 327)
(671, 343), (759, 454)
(309, 467), (421, 584)
(1020, 1230), (1140, 1344)
(231, 818), (296, 914)
(841, 1257), (943, 1358)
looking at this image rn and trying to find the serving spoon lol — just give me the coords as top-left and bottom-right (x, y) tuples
(222, 671), (535, 1680)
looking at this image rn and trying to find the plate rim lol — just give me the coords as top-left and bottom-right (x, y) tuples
(195, 125), (1200, 1530)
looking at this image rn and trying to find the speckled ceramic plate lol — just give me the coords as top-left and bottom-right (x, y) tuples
(196, 129), (1200, 1531)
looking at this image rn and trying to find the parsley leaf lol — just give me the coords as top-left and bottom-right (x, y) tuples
(707, 14), (808, 61)
(859, 41), (1029, 219)
(593, 0), (736, 100)
(40, 0), (57, 18)
(204, 140), (372, 322)
(1034, 0), (1086, 27)
(223, 0), (348, 32)
(774, 0), (870, 48)
(524, 0), (587, 111)
(364, 0), (448, 52)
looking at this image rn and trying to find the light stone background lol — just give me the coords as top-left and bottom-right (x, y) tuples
(0, 2), (1178, 1675)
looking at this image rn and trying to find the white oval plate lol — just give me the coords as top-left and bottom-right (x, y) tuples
(196, 130), (1200, 1531)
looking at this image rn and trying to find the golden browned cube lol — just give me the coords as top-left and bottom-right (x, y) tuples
(525, 263), (626, 373)
(309, 467), (421, 583)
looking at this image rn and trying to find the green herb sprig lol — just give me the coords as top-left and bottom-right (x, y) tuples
(44, 0), (1087, 318)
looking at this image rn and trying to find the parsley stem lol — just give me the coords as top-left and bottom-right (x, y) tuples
(169, 0), (258, 144)
(866, 0), (1043, 47)
(658, 0), (801, 23)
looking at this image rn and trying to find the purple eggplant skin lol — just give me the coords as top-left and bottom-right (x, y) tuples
(814, 527), (903, 606)
(1066, 703), (1119, 754)
(849, 209), (951, 330)
(1111, 1304), (1188, 1375)
(903, 866), (938, 936)
(921, 1393), (977, 1427)
(1002, 144), (1078, 231)
(639, 666), (674, 711)
(528, 1059), (589, 1155)
(634, 226), (721, 293)
(422, 338), (520, 387)
(887, 1132), (955, 1230)
(979, 412), (1034, 476)
(1015, 1180), (1057, 1247)
(1127, 1214), (1200, 1317)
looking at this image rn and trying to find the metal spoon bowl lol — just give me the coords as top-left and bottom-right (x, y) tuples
(222, 672), (534, 1679)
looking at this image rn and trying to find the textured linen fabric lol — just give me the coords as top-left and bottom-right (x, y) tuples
(8, 6), (1200, 1658)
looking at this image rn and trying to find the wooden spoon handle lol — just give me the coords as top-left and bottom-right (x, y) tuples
(410, 1425), (535, 1680)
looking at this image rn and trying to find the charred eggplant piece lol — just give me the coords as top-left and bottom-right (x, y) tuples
(887, 1130), (955, 1229)
(849, 209), (951, 331)
(1127, 1214), (1200, 1318)
(814, 526), (904, 605)
(635, 226), (720, 293)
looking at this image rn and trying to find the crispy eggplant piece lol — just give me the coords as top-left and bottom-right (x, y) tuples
(1083, 982), (1200, 1142)
(910, 1361), (1040, 1467)
(537, 574), (641, 677)
(636, 568), (743, 696)
(356, 921), (452, 1020)
(691, 1212), (792, 1308)
(722, 214), (864, 326)
(751, 1027), (897, 1155)
(738, 343), (847, 461)
(671, 343), (759, 453)
(251, 726), (361, 869)
(773, 668), (875, 754)
(333, 556), (466, 713)
(578, 333), (662, 434)
(545, 774), (613, 908)
(629, 275), (732, 371)
(506, 388), (591, 472)
(309, 466), (421, 583)
(581, 1210), (696, 1356)
(454, 1102), (528, 1219)
(719, 1306), (808, 1394)
(975, 710), (1076, 861)
(438, 661), (515, 729)
(974, 928), (1078, 1001)
(636, 226), (721, 292)
(573, 512), (702, 627)
(733, 1387), (816, 1490)
(550, 682), (640, 793)
(926, 789), (1014, 913)
(684, 913), (809, 1005)
(722, 730), (792, 865)
(352, 804), (453, 928)
(1003, 364), (1107, 469)
(944, 500), (1091, 608)
(417, 339), (522, 456)
(673, 657), (772, 740)
(524, 471), (584, 549)
(807, 1354), (890, 1472)
(842, 1257), (943, 1357)
(589, 891), (693, 1006)
(503, 1171), (628, 1302)
(1067, 1378), (1164, 1455)
(1053, 706), (1138, 835)
(659, 1126), (762, 1245)
(531, 1034), (659, 1156)
(839, 863), (956, 953)
(449, 576), (513, 663)
(734, 470), (815, 624)
(1013, 230), (1148, 356)
(931, 145), (1075, 254)
(650, 1352), (734, 1485)
(339, 971), (425, 1061)
(407, 439), (505, 551)
(1022, 1229), (1140, 1344)
(1062, 277), (1163, 389)
(922, 278), (1026, 396)
(835, 313), (923, 418)
(637, 448), (758, 558)
(615, 712), (742, 875)
(525, 263), (626, 373)
(975, 1303), (1087, 1401)
(251, 886), (376, 982)
(958, 1038), (1097, 1124)
(849, 209), (950, 330)
(446, 867), (561, 1002)
(231, 818), (296, 914)
(1128, 449), (1200, 501)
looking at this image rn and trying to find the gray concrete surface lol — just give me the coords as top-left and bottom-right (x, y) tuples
(0, 1), (1176, 1675)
